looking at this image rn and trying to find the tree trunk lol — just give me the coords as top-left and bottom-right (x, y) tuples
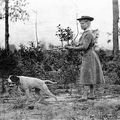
(61, 40), (63, 47)
(113, 0), (119, 58)
(34, 10), (38, 47)
(1, 78), (6, 94)
(5, 0), (9, 52)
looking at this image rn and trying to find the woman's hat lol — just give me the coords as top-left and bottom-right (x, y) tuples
(77, 16), (94, 21)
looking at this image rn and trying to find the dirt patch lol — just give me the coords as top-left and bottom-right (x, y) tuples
(0, 93), (120, 120)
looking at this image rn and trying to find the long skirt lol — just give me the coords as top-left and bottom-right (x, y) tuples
(78, 50), (105, 85)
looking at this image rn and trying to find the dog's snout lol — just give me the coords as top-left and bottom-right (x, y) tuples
(8, 78), (12, 83)
(7, 79), (15, 87)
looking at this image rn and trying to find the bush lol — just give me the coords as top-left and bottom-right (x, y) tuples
(0, 49), (18, 76)
(105, 61), (120, 84)
(95, 49), (120, 85)
(0, 49), (18, 93)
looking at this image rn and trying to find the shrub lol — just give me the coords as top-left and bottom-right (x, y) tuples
(0, 49), (18, 76)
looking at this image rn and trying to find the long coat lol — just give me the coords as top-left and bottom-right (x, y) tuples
(77, 30), (105, 85)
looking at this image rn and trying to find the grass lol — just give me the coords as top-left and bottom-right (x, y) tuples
(0, 85), (120, 120)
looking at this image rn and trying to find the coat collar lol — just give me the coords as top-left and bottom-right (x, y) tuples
(84, 27), (91, 32)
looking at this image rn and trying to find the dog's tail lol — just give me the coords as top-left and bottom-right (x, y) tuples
(44, 80), (57, 84)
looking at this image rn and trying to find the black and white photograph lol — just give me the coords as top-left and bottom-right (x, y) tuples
(0, 0), (120, 119)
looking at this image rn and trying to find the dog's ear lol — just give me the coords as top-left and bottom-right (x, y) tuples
(10, 75), (20, 85)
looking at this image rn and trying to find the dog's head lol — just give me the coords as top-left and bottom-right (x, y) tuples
(8, 75), (20, 85)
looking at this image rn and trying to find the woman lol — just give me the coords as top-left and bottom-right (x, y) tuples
(65, 16), (104, 101)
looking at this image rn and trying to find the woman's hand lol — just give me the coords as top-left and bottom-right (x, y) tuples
(71, 40), (76, 46)
(64, 45), (73, 49)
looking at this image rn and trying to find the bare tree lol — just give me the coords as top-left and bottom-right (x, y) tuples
(2, 0), (29, 52)
(113, 0), (119, 58)
(32, 10), (39, 47)
(0, 0), (29, 93)
(5, 0), (9, 52)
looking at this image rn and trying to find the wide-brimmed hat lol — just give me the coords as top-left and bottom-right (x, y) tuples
(77, 16), (94, 21)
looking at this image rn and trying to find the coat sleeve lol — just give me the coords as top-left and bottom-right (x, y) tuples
(75, 33), (94, 50)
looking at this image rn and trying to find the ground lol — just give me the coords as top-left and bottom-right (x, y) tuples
(1, 87), (120, 120)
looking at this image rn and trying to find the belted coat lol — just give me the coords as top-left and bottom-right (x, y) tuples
(76, 30), (105, 85)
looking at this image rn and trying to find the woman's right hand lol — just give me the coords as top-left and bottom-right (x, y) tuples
(71, 40), (77, 46)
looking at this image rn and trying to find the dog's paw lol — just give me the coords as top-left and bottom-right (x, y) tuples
(28, 105), (34, 110)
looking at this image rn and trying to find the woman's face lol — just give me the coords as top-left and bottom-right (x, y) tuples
(79, 20), (91, 30)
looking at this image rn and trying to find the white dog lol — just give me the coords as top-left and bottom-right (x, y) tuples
(7, 75), (57, 103)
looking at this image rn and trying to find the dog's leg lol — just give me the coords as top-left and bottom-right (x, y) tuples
(41, 84), (57, 101)
(34, 88), (41, 101)
(25, 89), (31, 104)
(34, 88), (45, 103)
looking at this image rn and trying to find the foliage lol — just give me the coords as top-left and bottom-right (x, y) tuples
(9, 0), (29, 22)
(0, 41), (120, 93)
(92, 29), (99, 48)
(96, 49), (120, 84)
(96, 49), (109, 65)
(13, 42), (46, 78)
(104, 58), (120, 84)
(0, 0), (29, 21)
(0, 48), (18, 77)
(56, 24), (74, 45)
(0, 49), (18, 93)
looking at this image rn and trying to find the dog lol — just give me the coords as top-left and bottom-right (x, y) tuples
(7, 75), (57, 103)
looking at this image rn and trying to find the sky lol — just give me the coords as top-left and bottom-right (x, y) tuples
(0, 0), (119, 49)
